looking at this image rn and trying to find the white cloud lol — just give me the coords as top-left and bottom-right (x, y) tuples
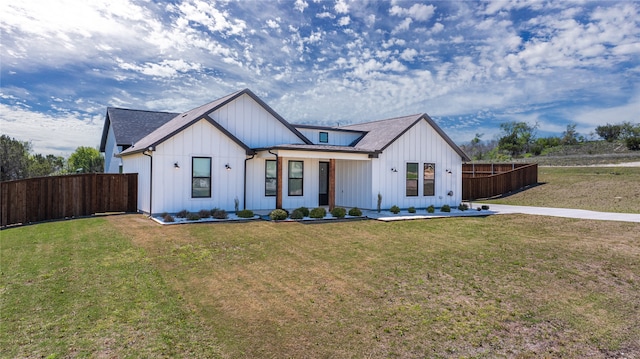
(316, 12), (335, 19)
(400, 48), (418, 61)
(266, 19), (280, 29)
(431, 22), (444, 33)
(0, 104), (103, 156)
(117, 59), (202, 78)
(390, 3), (436, 21)
(338, 16), (351, 26)
(392, 18), (413, 34)
(294, 0), (308, 13)
(335, 0), (349, 14)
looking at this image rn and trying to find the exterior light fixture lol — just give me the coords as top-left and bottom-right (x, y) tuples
(446, 169), (452, 174)
(225, 163), (232, 171)
(174, 162), (180, 169)
(391, 167), (398, 172)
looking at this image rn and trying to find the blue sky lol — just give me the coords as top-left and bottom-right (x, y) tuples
(1, 0), (639, 156)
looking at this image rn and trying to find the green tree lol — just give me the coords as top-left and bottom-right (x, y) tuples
(28, 154), (66, 177)
(67, 146), (104, 173)
(0, 135), (31, 181)
(561, 124), (579, 145)
(595, 123), (622, 142)
(620, 122), (640, 151)
(497, 121), (537, 157)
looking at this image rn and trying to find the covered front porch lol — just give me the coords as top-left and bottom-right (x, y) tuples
(246, 148), (373, 211)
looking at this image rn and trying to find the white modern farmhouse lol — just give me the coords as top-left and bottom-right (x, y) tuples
(100, 89), (470, 215)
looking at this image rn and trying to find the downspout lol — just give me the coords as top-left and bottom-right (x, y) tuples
(142, 147), (154, 217)
(268, 149), (279, 209)
(243, 152), (256, 210)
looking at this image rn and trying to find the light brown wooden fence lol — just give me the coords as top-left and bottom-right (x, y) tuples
(462, 163), (538, 200)
(1, 173), (137, 227)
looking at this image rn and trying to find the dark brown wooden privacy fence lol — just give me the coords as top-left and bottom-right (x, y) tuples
(1, 173), (137, 227)
(462, 163), (538, 200)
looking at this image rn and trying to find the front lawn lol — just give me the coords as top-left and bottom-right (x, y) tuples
(2, 214), (639, 358)
(482, 166), (640, 213)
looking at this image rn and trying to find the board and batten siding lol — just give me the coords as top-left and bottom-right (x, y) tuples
(122, 119), (248, 214)
(209, 93), (305, 148)
(335, 159), (372, 209)
(369, 119), (463, 209)
(295, 128), (362, 146)
(122, 152), (150, 213)
(244, 152), (277, 211)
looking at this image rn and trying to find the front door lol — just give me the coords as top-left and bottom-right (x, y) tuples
(319, 161), (329, 206)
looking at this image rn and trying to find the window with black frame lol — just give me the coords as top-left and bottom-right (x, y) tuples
(265, 160), (276, 196)
(406, 162), (418, 196)
(192, 157), (211, 198)
(423, 163), (435, 196)
(288, 160), (303, 196)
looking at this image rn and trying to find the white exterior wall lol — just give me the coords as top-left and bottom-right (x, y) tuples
(150, 119), (247, 214)
(367, 120), (463, 210)
(210, 94), (305, 147)
(103, 125), (121, 173)
(335, 160), (372, 209)
(244, 152), (277, 211)
(122, 152), (150, 213)
(296, 128), (362, 146)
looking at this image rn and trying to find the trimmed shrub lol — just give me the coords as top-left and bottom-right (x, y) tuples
(199, 209), (211, 218)
(481, 205), (490, 210)
(309, 207), (327, 219)
(212, 209), (228, 219)
(390, 205), (400, 214)
(163, 214), (175, 223)
(176, 209), (189, 218)
(295, 207), (310, 217)
(348, 207), (362, 216)
(441, 204), (451, 213)
(236, 209), (254, 218)
(331, 207), (346, 218)
(408, 206), (416, 213)
(427, 205), (435, 213)
(186, 213), (201, 221)
(457, 203), (469, 211)
(290, 209), (305, 220)
(269, 209), (288, 220)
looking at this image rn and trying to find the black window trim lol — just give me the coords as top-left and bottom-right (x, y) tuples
(192, 156), (212, 198)
(406, 162), (418, 197)
(319, 131), (329, 143)
(288, 160), (304, 196)
(423, 162), (435, 197)
(265, 159), (276, 197)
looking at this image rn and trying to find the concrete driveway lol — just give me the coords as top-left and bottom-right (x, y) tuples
(488, 204), (640, 223)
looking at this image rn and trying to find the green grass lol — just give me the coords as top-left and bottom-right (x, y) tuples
(3, 215), (639, 358)
(0, 218), (222, 359)
(482, 166), (640, 213)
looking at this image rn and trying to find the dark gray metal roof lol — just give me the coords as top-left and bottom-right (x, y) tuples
(119, 89), (311, 156)
(99, 108), (178, 152)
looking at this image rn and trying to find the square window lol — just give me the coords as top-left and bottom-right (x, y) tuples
(319, 132), (329, 143)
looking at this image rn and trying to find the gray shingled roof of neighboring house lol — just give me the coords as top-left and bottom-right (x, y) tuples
(119, 89), (311, 156)
(99, 108), (179, 152)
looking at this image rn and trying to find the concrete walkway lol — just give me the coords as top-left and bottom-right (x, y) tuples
(488, 204), (640, 223)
